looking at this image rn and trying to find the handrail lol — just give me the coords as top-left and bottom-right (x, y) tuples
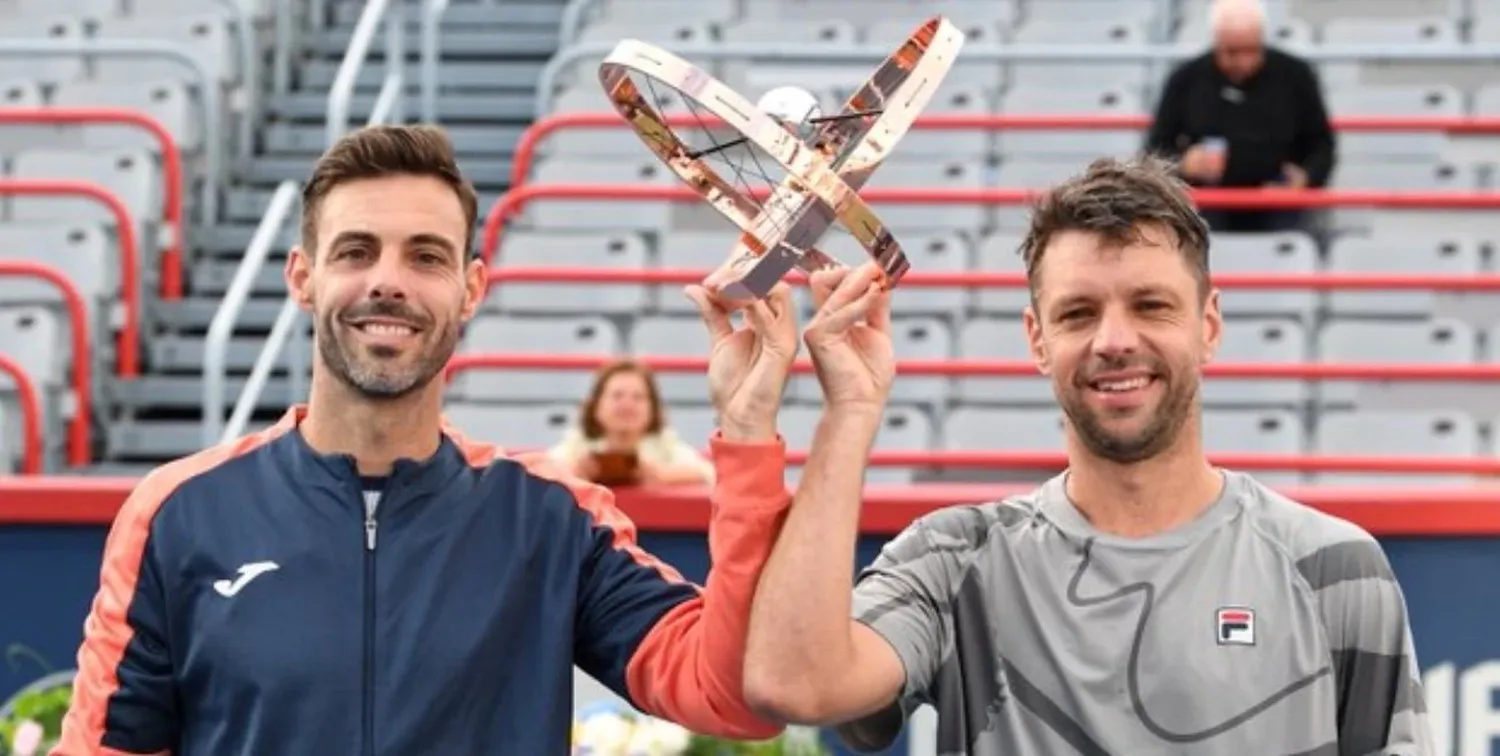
(327, 0), (405, 145)
(215, 8), (410, 445)
(535, 41), (1500, 117)
(479, 184), (1500, 265)
(0, 180), (140, 378)
(482, 266), (1500, 292)
(557, 0), (602, 47)
(0, 39), (221, 223)
(206, 0), (260, 165)
(0, 354), (44, 475)
(201, 181), (299, 447)
(509, 112), (1500, 188)
(445, 353), (1500, 382)
(0, 262), (93, 467)
(421, 0), (452, 124)
(0, 107), (185, 299)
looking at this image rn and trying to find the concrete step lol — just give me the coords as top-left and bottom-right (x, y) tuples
(220, 187), (505, 231)
(151, 333), (306, 373)
(308, 27), (558, 58)
(191, 257), (288, 296)
(330, 0), (566, 28)
(151, 296), (286, 332)
(114, 373), (306, 412)
(191, 221), (298, 257)
(264, 121), (527, 156)
(300, 59), (546, 92)
(265, 91), (534, 122)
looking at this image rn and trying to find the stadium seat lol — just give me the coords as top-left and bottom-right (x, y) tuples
(1327, 85), (1461, 160)
(52, 79), (202, 153)
(0, 399), (9, 473)
(1210, 231), (1320, 323)
(7, 148), (161, 256)
(818, 231), (973, 321)
(0, 305), (64, 388)
(786, 316), (954, 406)
(444, 402), (576, 451)
(954, 317), (1051, 406)
(91, 13), (239, 85)
(1320, 17), (1462, 47)
(1203, 408), (1307, 486)
(1316, 317), (1476, 407)
(523, 157), (674, 231)
(491, 231), (652, 315)
(629, 315), (711, 404)
(0, 14), (87, 85)
(1324, 235), (1485, 318)
(1206, 317), (1310, 408)
(0, 222), (114, 320)
(1311, 409), (1480, 486)
(453, 316), (624, 403)
(718, 18), (859, 46)
(972, 231), (1031, 317)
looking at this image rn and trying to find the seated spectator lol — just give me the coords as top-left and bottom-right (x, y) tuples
(1144, 0), (1335, 233)
(548, 359), (715, 487)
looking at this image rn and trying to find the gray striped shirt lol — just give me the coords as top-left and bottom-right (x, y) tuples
(840, 470), (1433, 755)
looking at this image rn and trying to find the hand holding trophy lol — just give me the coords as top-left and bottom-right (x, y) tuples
(596, 16), (967, 302)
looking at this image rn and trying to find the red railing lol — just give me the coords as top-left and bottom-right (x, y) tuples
(0, 261), (91, 466)
(0, 180), (140, 377)
(479, 184), (1500, 266)
(0, 354), (43, 475)
(0, 107), (185, 299)
(508, 112), (1500, 190)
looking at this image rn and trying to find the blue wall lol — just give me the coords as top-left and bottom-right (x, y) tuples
(3, 527), (1498, 754)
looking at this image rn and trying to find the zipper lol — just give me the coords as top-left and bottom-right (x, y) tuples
(362, 493), (379, 756)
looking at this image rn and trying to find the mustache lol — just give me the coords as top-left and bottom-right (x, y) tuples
(338, 300), (429, 327)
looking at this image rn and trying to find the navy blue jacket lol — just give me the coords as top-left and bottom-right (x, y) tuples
(54, 407), (789, 755)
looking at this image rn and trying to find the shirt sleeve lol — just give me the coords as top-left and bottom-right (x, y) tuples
(1298, 535), (1435, 755)
(837, 507), (978, 751)
(524, 433), (791, 740)
(53, 477), (180, 756)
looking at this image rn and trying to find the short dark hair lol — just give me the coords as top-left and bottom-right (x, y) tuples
(1017, 155), (1211, 297)
(300, 124), (480, 258)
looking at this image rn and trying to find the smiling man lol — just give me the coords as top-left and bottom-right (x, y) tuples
(53, 125), (800, 755)
(742, 156), (1433, 755)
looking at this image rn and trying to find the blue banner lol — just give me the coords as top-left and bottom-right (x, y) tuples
(2, 527), (1497, 755)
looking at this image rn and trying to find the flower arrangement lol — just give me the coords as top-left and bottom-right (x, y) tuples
(571, 701), (832, 756)
(0, 670), (72, 756)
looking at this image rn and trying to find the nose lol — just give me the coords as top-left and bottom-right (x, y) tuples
(365, 248), (407, 301)
(1091, 305), (1141, 358)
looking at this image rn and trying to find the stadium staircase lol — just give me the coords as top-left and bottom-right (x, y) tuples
(94, 0), (567, 472)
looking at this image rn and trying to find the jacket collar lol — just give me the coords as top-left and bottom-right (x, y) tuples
(267, 405), (470, 501)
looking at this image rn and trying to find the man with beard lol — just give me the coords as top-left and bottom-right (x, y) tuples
(53, 125), (800, 755)
(741, 156), (1433, 755)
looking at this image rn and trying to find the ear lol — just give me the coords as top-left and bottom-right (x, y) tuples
(1200, 288), (1224, 365)
(461, 256), (486, 323)
(1023, 304), (1050, 376)
(286, 246), (314, 313)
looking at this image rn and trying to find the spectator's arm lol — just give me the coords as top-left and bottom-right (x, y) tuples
(1144, 62), (1193, 159)
(1291, 62), (1336, 187)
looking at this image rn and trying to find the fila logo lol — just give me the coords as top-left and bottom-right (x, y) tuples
(1216, 607), (1256, 646)
(213, 561), (280, 597)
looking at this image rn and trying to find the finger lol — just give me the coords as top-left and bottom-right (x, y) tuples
(808, 267), (846, 311)
(817, 262), (882, 315)
(811, 282), (883, 337)
(684, 284), (734, 343)
(866, 282), (892, 334)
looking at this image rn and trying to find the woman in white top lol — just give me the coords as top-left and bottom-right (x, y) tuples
(547, 359), (715, 486)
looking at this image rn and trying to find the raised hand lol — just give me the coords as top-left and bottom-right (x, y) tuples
(684, 278), (799, 442)
(802, 262), (895, 414)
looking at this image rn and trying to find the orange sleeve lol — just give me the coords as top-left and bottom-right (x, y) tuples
(51, 469), (179, 756)
(518, 433), (791, 740)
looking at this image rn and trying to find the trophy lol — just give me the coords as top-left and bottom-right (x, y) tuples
(596, 16), (967, 301)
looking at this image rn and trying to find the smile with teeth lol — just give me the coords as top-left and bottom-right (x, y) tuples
(352, 321), (417, 337)
(1092, 376), (1153, 392)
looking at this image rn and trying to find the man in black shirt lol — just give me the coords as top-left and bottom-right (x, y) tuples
(1145, 0), (1336, 233)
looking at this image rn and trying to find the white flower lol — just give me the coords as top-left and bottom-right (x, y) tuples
(12, 719), (45, 756)
(574, 711), (636, 756)
(624, 717), (692, 755)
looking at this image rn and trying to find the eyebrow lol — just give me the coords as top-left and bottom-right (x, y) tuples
(328, 231), (459, 258)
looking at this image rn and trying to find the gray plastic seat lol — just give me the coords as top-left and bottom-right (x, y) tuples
(748, 0), (1020, 28)
(577, 0), (735, 32)
(955, 317), (1051, 405)
(1311, 409), (1479, 487)
(991, 160), (1091, 229)
(653, 231), (732, 315)
(0, 222), (114, 323)
(995, 87), (1145, 162)
(941, 406), (1066, 482)
(0, 14), (87, 84)
(719, 18), (858, 46)
(1203, 409), (1306, 487)
(1206, 318), (1310, 408)
(865, 17), (1004, 48)
(52, 79), (202, 153)
(441, 402), (576, 451)
(0, 400), (9, 473)
(1010, 18), (1150, 46)
(1324, 235), (1484, 318)
(7, 148), (162, 252)
(773, 403), (932, 484)
(92, 13), (239, 85)
(1328, 161), (1468, 233)
(1316, 317), (1475, 406)
(1176, 16), (1312, 50)
(0, 305), (64, 387)
(489, 231), (651, 315)
(1320, 16), (1461, 46)
(523, 157), (673, 231)
(1210, 232), (1320, 322)
(1326, 85), (1461, 160)
(629, 316), (711, 404)
(0, 79), (68, 157)
(864, 159), (989, 238)
(453, 316), (624, 402)
(972, 231), (1030, 316)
